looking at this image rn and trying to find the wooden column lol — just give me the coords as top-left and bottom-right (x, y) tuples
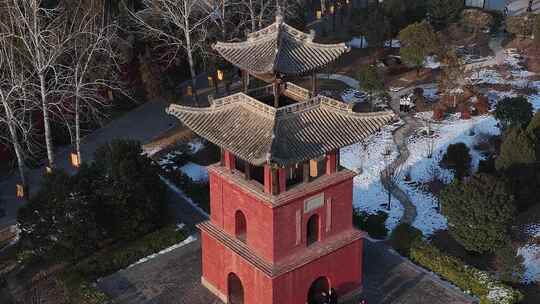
(273, 80), (280, 107)
(223, 150), (235, 171)
(303, 162), (310, 183)
(244, 163), (251, 180)
(242, 70), (249, 93)
(311, 71), (317, 96)
(220, 148), (225, 166)
(271, 169), (279, 195)
(326, 151), (337, 175)
(263, 165), (282, 195)
(264, 165), (272, 194)
(278, 168), (287, 193)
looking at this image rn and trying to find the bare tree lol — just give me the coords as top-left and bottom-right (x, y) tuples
(381, 145), (403, 210)
(130, 0), (215, 104)
(2, 0), (76, 169)
(239, 0), (306, 33)
(0, 34), (34, 187)
(202, 0), (240, 41)
(56, 1), (121, 165)
(422, 118), (436, 158)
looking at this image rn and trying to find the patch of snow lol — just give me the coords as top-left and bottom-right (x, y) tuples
(424, 56), (441, 69)
(188, 138), (205, 153)
(518, 244), (540, 284)
(348, 36), (368, 49)
(384, 39), (401, 48)
(529, 95), (540, 111)
(400, 114), (501, 235)
(341, 88), (367, 103)
(341, 124), (404, 232)
(159, 175), (209, 218)
(142, 146), (164, 157)
(127, 234), (197, 269)
(468, 69), (504, 85)
(180, 162), (208, 182)
(348, 37), (400, 49)
(525, 224), (540, 238)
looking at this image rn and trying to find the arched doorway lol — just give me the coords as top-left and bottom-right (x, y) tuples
(235, 210), (247, 242)
(228, 273), (244, 304)
(307, 214), (320, 246)
(307, 276), (330, 304)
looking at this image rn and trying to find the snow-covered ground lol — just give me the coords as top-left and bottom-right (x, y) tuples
(424, 56), (441, 69)
(348, 36), (400, 49)
(518, 244), (540, 284)
(180, 162), (208, 182)
(341, 123), (404, 232)
(341, 88), (367, 103)
(404, 113), (501, 235)
(517, 223), (540, 284)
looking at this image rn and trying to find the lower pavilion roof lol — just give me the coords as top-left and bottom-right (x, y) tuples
(167, 91), (395, 166)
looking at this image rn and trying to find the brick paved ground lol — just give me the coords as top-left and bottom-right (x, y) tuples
(97, 239), (221, 304)
(97, 237), (476, 304)
(355, 240), (476, 304)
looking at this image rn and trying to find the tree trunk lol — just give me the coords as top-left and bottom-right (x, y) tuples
(184, 29), (199, 105)
(388, 187), (391, 210)
(75, 93), (82, 165)
(40, 73), (55, 168)
(3, 102), (26, 186)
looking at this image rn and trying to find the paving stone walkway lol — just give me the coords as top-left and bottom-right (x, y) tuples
(97, 237), (476, 304)
(380, 113), (421, 225)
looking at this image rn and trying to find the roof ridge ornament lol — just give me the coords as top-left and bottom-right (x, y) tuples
(275, 1), (283, 23)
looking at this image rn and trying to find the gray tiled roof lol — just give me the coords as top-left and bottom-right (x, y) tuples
(167, 93), (395, 166)
(213, 17), (350, 76)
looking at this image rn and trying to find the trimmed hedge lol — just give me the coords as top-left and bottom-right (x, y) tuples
(60, 225), (187, 304)
(390, 223), (422, 256)
(410, 241), (523, 304)
(353, 209), (388, 239)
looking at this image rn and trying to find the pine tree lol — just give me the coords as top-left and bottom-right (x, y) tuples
(398, 22), (440, 74)
(428, 0), (464, 30)
(496, 127), (536, 171)
(494, 96), (533, 129)
(493, 242), (525, 284)
(440, 174), (516, 253)
(441, 142), (471, 179)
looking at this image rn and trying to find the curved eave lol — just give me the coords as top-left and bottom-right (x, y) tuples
(167, 96), (396, 167)
(213, 21), (351, 76)
(166, 102), (274, 166)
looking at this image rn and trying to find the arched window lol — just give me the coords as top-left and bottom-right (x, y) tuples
(235, 210), (247, 243)
(228, 273), (244, 304)
(307, 214), (320, 246)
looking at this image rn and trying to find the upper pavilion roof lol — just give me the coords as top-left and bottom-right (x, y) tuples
(167, 92), (395, 166)
(213, 15), (350, 77)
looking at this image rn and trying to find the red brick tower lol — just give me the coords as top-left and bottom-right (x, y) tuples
(167, 14), (394, 304)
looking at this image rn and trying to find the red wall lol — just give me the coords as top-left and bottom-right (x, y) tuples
(201, 232), (274, 304)
(201, 231), (363, 304)
(273, 240), (363, 304)
(209, 169), (356, 263)
(272, 178), (354, 261)
(205, 167), (363, 304)
(209, 171), (276, 261)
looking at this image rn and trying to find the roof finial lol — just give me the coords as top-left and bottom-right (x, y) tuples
(275, 1), (283, 23)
